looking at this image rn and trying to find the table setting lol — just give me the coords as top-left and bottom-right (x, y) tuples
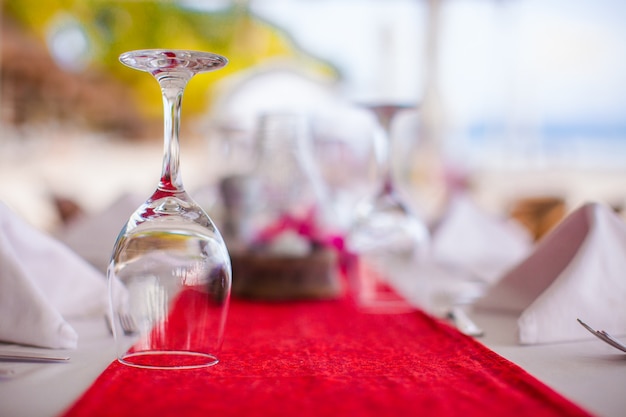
(1, 48), (626, 417)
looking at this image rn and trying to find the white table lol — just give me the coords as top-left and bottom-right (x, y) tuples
(1, 310), (624, 417)
(474, 310), (626, 417)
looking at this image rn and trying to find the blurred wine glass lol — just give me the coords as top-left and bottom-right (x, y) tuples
(347, 103), (429, 312)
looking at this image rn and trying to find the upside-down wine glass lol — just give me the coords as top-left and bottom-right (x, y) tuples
(107, 50), (231, 369)
(347, 104), (429, 312)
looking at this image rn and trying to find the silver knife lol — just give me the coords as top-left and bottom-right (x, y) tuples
(0, 351), (70, 362)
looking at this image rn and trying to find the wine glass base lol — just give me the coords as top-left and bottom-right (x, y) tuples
(348, 258), (418, 314)
(355, 278), (415, 314)
(356, 299), (415, 315)
(119, 351), (219, 370)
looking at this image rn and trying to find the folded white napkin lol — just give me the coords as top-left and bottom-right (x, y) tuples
(476, 202), (626, 344)
(0, 202), (108, 349)
(383, 194), (532, 315)
(430, 193), (533, 284)
(56, 193), (143, 273)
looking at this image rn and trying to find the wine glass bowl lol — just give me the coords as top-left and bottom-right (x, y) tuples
(108, 50), (231, 369)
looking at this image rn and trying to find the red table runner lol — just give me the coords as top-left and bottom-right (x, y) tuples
(61, 297), (592, 417)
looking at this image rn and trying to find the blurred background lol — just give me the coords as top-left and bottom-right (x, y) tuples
(1, 0), (625, 239)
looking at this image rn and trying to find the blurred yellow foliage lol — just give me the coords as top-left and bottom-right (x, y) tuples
(2, 0), (336, 118)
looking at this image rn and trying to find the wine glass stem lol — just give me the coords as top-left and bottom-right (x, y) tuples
(159, 78), (188, 192)
(380, 129), (395, 195)
(375, 114), (396, 195)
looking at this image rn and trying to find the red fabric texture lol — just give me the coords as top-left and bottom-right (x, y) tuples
(60, 297), (592, 417)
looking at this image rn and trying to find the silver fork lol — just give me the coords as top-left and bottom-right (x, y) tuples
(577, 318), (626, 353)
